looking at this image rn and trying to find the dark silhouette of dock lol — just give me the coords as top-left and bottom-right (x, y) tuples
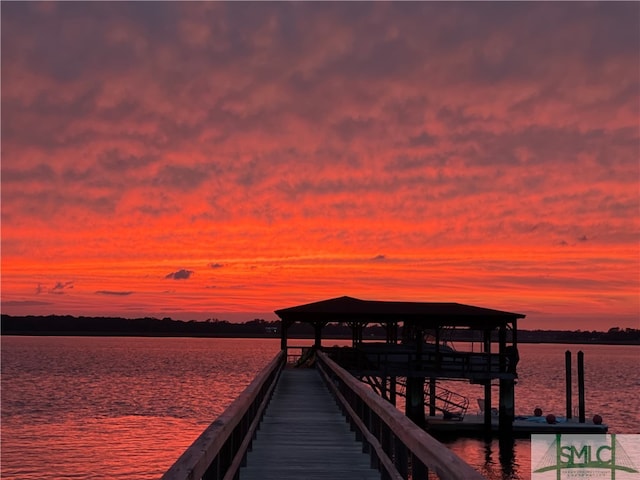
(240, 368), (379, 480)
(163, 296), (605, 480)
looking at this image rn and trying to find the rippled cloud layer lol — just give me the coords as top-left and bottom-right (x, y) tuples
(2, 2), (638, 328)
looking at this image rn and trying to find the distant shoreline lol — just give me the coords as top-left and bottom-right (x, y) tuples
(2, 314), (638, 345)
(1, 331), (638, 346)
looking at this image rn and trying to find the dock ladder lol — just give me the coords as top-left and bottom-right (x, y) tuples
(363, 376), (469, 420)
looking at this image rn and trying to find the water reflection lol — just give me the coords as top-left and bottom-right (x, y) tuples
(498, 436), (516, 478)
(1, 338), (636, 479)
(1, 336), (282, 479)
(435, 434), (529, 480)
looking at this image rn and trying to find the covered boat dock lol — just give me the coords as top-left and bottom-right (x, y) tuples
(276, 295), (525, 437)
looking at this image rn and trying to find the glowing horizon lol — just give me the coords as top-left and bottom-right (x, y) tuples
(2, 2), (638, 329)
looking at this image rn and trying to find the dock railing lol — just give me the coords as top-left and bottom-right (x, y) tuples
(343, 346), (510, 380)
(161, 350), (284, 480)
(317, 351), (486, 480)
(284, 345), (312, 365)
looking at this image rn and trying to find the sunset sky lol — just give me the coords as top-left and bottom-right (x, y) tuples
(2, 2), (639, 330)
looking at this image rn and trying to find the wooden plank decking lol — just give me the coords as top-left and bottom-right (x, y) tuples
(240, 368), (381, 480)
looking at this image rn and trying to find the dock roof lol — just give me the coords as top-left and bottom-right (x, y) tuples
(275, 296), (525, 329)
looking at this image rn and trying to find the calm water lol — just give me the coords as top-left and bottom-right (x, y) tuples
(1, 337), (638, 479)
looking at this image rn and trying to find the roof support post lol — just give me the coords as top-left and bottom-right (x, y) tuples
(348, 322), (358, 347)
(314, 322), (325, 349)
(499, 324), (507, 373)
(352, 322), (365, 345)
(280, 320), (290, 351)
(385, 322), (397, 344)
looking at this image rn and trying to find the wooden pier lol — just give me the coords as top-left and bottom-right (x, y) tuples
(239, 368), (379, 480)
(162, 295), (605, 480)
(162, 350), (485, 480)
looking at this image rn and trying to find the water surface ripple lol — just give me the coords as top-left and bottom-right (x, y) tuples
(2, 337), (638, 479)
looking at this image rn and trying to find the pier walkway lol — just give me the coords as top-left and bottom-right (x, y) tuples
(163, 350), (485, 480)
(240, 368), (379, 480)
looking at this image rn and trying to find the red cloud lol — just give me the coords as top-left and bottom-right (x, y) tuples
(1, 2), (637, 328)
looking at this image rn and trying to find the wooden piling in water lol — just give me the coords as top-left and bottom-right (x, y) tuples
(565, 350), (572, 419)
(578, 350), (585, 423)
(498, 379), (514, 438)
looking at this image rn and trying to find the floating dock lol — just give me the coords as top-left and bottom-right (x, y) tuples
(424, 414), (608, 437)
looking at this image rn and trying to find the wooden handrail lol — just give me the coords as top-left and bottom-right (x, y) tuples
(353, 348), (506, 375)
(317, 351), (486, 480)
(162, 351), (284, 480)
(317, 363), (404, 480)
(285, 345), (309, 365)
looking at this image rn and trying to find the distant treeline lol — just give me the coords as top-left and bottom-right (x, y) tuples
(515, 327), (639, 345)
(1, 314), (638, 344)
(1, 315), (286, 337)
